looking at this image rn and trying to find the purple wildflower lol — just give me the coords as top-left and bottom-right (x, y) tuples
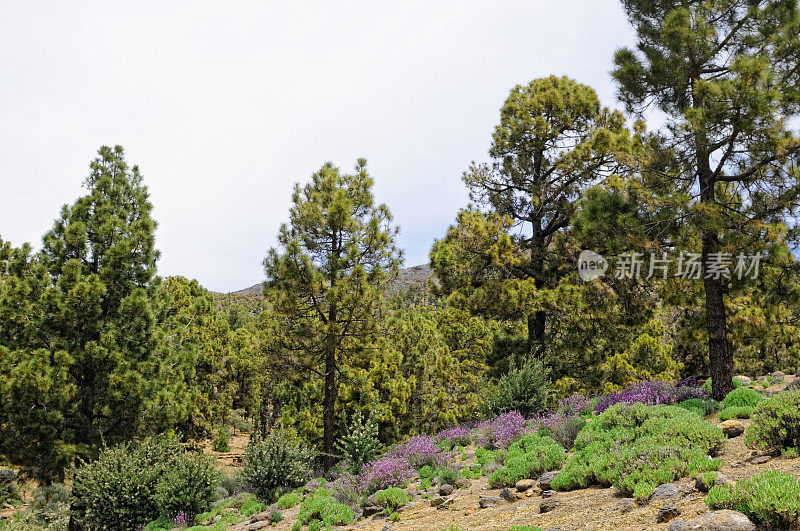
(436, 427), (472, 448)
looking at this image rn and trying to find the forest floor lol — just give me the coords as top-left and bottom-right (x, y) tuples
(212, 375), (800, 531)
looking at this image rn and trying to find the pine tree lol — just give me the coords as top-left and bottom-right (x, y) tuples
(0, 146), (193, 481)
(264, 159), (402, 471)
(613, 0), (800, 399)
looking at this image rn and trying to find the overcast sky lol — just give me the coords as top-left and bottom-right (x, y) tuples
(0, 1), (636, 293)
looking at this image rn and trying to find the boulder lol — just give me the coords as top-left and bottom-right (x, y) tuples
(430, 496), (447, 507)
(515, 478), (536, 492)
(438, 483), (454, 496)
(363, 503), (382, 517)
(651, 483), (679, 501)
(671, 510), (755, 531)
(657, 505), (682, 523)
(750, 455), (771, 465)
(733, 375), (752, 385)
(538, 470), (559, 491)
(540, 498), (559, 513)
(616, 498), (637, 514)
(541, 489), (556, 498)
(479, 496), (503, 509)
(500, 488), (518, 502)
(456, 477), (471, 489)
(719, 419), (744, 438)
(770, 371), (786, 382)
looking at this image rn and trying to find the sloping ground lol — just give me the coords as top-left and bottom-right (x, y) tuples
(219, 376), (799, 531)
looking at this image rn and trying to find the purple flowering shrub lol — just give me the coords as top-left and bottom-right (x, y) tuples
(357, 455), (415, 493)
(436, 427), (472, 449)
(169, 511), (190, 528)
(387, 435), (447, 469)
(475, 411), (527, 449)
(595, 379), (709, 413)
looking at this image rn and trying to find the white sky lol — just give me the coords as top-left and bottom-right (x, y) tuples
(0, 1), (636, 293)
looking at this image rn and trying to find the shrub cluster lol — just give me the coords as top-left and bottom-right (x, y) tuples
(374, 487), (410, 512)
(595, 379), (707, 413)
(475, 411), (527, 449)
(483, 359), (551, 418)
(387, 435), (447, 469)
(436, 427), (472, 449)
(551, 403), (724, 500)
(293, 487), (355, 530)
(487, 433), (566, 488)
(241, 430), (314, 502)
(706, 470), (800, 529)
(72, 435), (221, 530)
(0, 468), (18, 504)
(745, 390), (800, 451)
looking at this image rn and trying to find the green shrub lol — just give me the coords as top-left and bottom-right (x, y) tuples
(783, 447), (799, 459)
(270, 509), (284, 524)
(335, 410), (382, 475)
(551, 403), (724, 500)
(677, 398), (717, 417)
(418, 465), (433, 479)
(154, 452), (221, 518)
(0, 468), (18, 504)
(434, 467), (459, 486)
(487, 433), (566, 488)
(241, 499), (268, 516)
(703, 377), (742, 393)
(786, 380), (800, 392)
(706, 470), (800, 529)
(375, 487), (409, 511)
(389, 511), (400, 522)
(745, 390), (800, 451)
(71, 434), (185, 531)
(722, 387), (763, 409)
(296, 488), (355, 528)
(21, 483), (71, 528)
(483, 359), (551, 418)
(242, 431), (314, 503)
(213, 426), (231, 453)
(718, 405), (754, 421)
(277, 492), (302, 509)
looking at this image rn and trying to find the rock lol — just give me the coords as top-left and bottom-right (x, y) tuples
(734, 375), (752, 385)
(515, 478), (536, 492)
(249, 512), (270, 523)
(363, 504), (382, 517)
(751, 455), (771, 464)
(479, 496), (503, 509)
(482, 462), (502, 475)
(678, 510), (755, 530)
(651, 483), (679, 501)
(540, 498), (559, 513)
(382, 525), (392, 531)
(657, 505), (682, 523)
(541, 489), (556, 498)
(248, 523), (269, 531)
(400, 502), (416, 511)
(538, 470), (559, 491)
(757, 375), (769, 382)
(668, 522), (688, 531)
(500, 488), (518, 502)
(696, 472), (732, 492)
(616, 498), (637, 514)
(770, 371), (786, 382)
(438, 483), (454, 496)
(455, 477), (471, 489)
(436, 498), (454, 510)
(430, 496), (447, 507)
(720, 419), (745, 438)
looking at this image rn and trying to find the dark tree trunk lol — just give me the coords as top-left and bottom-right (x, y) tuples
(527, 310), (546, 357)
(699, 161), (733, 401)
(323, 345), (336, 472)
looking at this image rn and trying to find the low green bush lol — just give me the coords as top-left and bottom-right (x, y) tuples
(722, 387), (763, 409)
(295, 488), (355, 528)
(242, 431), (314, 503)
(277, 492), (302, 509)
(154, 452), (221, 518)
(783, 447), (799, 459)
(270, 509), (284, 524)
(240, 499), (268, 516)
(212, 426), (231, 453)
(718, 405), (754, 421)
(434, 467), (459, 486)
(483, 359), (551, 418)
(418, 465), (433, 479)
(551, 403), (724, 500)
(677, 398), (717, 417)
(375, 487), (409, 511)
(703, 377), (742, 394)
(745, 390), (800, 451)
(706, 470), (800, 529)
(0, 468), (18, 504)
(488, 433), (566, 488)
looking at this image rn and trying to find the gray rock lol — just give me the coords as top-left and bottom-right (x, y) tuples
(438, 483), (454, 496)
(456, 477), (471, 489)
(734, 375), (752, 385)
(617, 497), (637, 514)
(668, 522), (688, 531)
(399, 502), (416, 511)
(500, 488), (517, 502)
(720, 419), (745, 438)
(363, 504), (382, 517)
(540, 498), (559, 513)
(657, 505), (682, 523)
(678, 510), (755, 530)
(757, 375), (769, 382)
(436, 497), (454, 510)
(751, 455), (771, 464)
(651, 483), (679, 501)
(515, 478), (536, 492)
(482, 462), (502, 475)
(248, 523), (269, 531)
(696, 472), (732, 492)
(430, 496), (446, 507)
(538, 470), (559, 491)
(541, 489), (556, 498)
(770, 371), (786, 382)
(479, 496), (503, 509)
(382, 525), (392, 531)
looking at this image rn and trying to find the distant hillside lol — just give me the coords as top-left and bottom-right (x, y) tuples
(227, 264), (433, 297)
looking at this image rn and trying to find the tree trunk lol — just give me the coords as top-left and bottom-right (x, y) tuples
(323, 345), (336, 472)
(527, 311), (546, 357)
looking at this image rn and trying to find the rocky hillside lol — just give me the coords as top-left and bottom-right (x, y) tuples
(226, 264), (433, 297)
